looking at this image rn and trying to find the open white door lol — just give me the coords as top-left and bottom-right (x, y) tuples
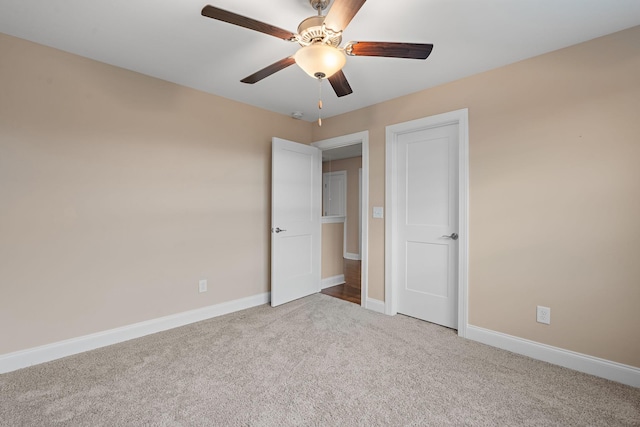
(271, 137), (321, 307)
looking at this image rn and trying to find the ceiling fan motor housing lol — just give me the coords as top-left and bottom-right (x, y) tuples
(297, 16), (342, 47)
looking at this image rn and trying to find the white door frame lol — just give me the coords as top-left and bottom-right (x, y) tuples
(312, 131), (369, 310)
(358, 168), (362, 258)
(385, 109), (469, 338)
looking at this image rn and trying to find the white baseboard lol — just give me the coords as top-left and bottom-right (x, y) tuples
(365, 298), (385, 314)
(466, 325), (640, 388)
(0, 292), (271, 374)
(321, 274), (345, 289)
(344, 253), (361, 261)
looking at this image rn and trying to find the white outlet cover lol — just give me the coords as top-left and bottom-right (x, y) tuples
(199, 279), (207, 293)
(373, 207), (384, 219)
(536, 305), (550, 324)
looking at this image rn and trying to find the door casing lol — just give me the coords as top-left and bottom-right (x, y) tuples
(385, 109), (469, 338)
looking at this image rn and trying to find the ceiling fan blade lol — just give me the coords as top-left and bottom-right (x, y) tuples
(347, 42), (434, 59)
(240, 57), (296, 84)
(323, 0), (367, 32)
(201, 5), (296, 41)
(328, 70), (353, 97)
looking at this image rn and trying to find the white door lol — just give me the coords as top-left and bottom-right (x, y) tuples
(395, 123), (459, 328)
(271, 137), (321, 307)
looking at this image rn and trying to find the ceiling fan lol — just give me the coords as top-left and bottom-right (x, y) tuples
(201, 0), (434, 99)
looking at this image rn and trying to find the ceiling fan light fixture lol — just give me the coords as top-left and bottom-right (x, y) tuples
(294, 44), (346, 79)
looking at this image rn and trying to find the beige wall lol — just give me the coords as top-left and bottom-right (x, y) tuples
(321, 223), (344, 279)
(2, 25), (639, 370)
(0, 33), (311, 354)
(312, 26), (640, 368)
(323, 156), (362, 255)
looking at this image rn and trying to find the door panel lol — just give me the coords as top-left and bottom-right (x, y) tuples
(271, 138), (321, 307)
(406, 137), (450, 226)
(280, 235), (313, 277)
(396, 124), (459, 328)
(406, 241), (449, 297)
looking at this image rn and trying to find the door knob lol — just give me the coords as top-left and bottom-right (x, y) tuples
(442, 233), (459, 240)
(273, 227), (287, 233)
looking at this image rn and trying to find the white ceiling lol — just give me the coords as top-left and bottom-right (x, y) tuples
(1, 0), (639, 121)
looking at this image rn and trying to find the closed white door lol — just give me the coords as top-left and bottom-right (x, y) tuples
(395, 123), (459, 328)
(271, 137), (321, 307)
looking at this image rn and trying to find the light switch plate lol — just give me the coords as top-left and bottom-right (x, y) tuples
(373, 207), (384, 219)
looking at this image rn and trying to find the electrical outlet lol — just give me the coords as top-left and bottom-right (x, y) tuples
(199, 279), (208, 293)
(536, 306), (550, 325)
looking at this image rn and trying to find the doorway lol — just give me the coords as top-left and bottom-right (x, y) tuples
(385, 109), (469, 337)
(312, 131), (369, 309)
(320, 149), (362, 304)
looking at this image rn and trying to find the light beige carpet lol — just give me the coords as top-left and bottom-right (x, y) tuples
(1, 293), (639, 426)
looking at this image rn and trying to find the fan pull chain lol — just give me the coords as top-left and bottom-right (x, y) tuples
(317, 77), (323, 126)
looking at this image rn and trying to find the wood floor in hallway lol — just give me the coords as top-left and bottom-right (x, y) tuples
(321, 259), (361, 305)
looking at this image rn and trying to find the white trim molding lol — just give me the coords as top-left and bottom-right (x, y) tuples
(344, 252), (361, 261)
(321, 274), (346, 289)
(385, 109), (470, 338)
(321, 215), (345, 224)
(467, 325), (640, 388)
(0, 292), (270, 374)
(365, 298), (386, 314)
